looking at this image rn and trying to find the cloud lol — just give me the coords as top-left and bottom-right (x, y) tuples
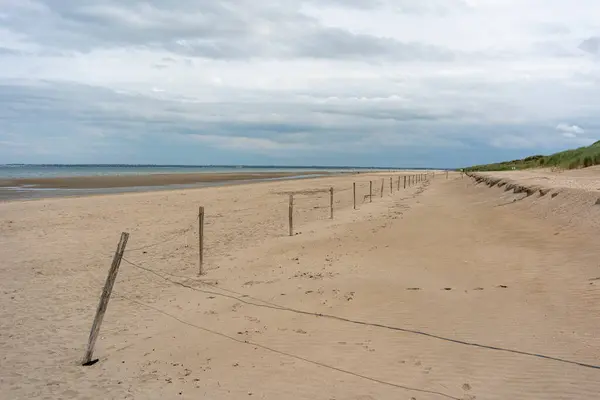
(556, 123), (585, 138)
(579, 37), (600, 55)
(1, 0), (600, 166)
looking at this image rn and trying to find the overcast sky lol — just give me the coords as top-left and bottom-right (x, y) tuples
(1, 0), (599, 167)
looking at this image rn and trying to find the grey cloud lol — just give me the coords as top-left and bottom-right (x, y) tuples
(291, 28), (454, 61)
(579, 37), (600, 55)
(536, 23), (571, 35)
(0, 47), (23, 56)
(2, 0), (456, 61)
(0, 80), (477, 150)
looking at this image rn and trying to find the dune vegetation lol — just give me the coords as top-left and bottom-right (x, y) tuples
(465, 140), (600, 171)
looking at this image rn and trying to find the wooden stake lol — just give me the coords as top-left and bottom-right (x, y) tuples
(288, 194), (294, 236)
(82, 232), (129, 366)
(380, 179), (384, 198)
(389, 177), (393, 194)
(404, 175), (406, 189)
(198, 206), (205, 275)
(329, 187), (334, 219)
(397, 176), (400, 190)
(353, 182), (356, 210)
(370, 181), (373, 202)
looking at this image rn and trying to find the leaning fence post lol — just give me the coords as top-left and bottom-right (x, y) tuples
(353, 182), (356, 210)
(198, 206), (204, 275)
(329, 187), (334, 219)
(82, 232), (129, 366)
(288, 194), (294, 236)
(380, 179), (384, 198)
(370, 181), (373, 202)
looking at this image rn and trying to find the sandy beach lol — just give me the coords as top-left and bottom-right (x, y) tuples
(1, 170), (599, 399)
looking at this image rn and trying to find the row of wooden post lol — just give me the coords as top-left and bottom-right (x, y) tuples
(351, 173), (428, 209)
(290, 173), (433, 238)
(83, 172), (435, 365)
(288, 173), (432, 237)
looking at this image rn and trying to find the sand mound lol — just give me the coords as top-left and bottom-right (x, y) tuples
(467, 171), (600, 231)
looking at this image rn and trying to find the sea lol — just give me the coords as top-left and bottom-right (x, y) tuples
(0, 164), (390, 201)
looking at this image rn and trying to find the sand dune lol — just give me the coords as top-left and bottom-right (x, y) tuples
(1, 171), (599, 399)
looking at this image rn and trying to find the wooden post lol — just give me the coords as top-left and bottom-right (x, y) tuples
(82, 232), (129, 366)
(198, 206), (204, 275)
(404, 175), (406, 189)
(446, 170), (449, 179)
(389, 177), (393, 194)
(329, 187), (334, 219)
(397, 176), (400, 190)
(380, 179), (384, 198)
(353, 182), (356, 210)
(288, 194), (294, 236)
(369, 181), (373, 202)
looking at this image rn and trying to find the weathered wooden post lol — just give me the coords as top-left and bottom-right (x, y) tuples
(370, 181), (373, 202)
(198, 206), (204, 275)
(288, 194), (294, 236)
(380, 179), (384, 198)
(397, 176), (400, 190)
(404, 175), (406, 189)
(353, 182), (356, 210)
(329, 187), (334, 219)
(82, 232), (129, 366)
(389, 177), (393, 194)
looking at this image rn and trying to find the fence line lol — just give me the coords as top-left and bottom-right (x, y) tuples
(81, 172), (600, 395)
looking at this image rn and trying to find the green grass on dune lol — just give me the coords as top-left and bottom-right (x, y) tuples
(465, 140), (600, 172)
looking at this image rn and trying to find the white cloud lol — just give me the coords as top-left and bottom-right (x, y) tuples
(556, 123), (585, 138)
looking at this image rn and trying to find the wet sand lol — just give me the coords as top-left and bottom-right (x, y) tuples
(0, 171), (337, 201)
(0, 171), (328, 189)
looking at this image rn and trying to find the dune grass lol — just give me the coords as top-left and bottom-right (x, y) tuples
(465, 140), (600, 172)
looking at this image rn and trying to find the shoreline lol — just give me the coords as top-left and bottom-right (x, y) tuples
(0, 171), (330, 189)
(0, 171), (342, 201)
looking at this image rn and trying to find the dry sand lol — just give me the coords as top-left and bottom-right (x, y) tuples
(1, 171), (599, 400)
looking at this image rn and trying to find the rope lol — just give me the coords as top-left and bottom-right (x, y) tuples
(120, 258), (600, 372)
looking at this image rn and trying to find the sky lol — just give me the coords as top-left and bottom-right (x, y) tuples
(1, 0), (600, 168)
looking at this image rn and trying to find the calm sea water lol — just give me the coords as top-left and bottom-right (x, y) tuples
(0, 164), (377, 179)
